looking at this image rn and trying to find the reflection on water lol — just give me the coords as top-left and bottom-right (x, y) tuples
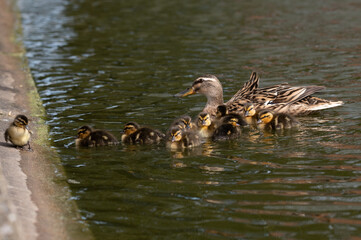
(19, 0), (361, 239)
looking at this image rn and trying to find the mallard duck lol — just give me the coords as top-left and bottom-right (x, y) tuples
(176, 71), (343, 117)
(196, 112), (217, 138)
(121, 122), (165, 144)
(243, 102), (258, 127)
(171, 115), (195, 131)
(212, 114), (244, 141)
(257, 109), (300, 131)
(4, 114), (32, 151)
(76, 125), (118, 147)
(166, 126), (201, 150)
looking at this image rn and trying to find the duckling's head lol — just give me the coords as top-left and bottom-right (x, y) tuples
(244, 103), (256, 117)
(14, 115), (29, 129)
(223, 115), (242, 127)
(169, 126), (183, 142)
(257, 110), (274, 124)
(77, 125), (93, 139)
(174, 115), (193, 130)
(176, 75), (223, 98)
(197, 112), (212, 127)
(123, 122), (140, 136)
(216, 105), (228, 118)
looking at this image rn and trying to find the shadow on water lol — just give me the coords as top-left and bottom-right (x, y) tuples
(18, 0), (361, 239)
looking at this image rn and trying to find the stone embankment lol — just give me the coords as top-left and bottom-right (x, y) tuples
(0, 0), (92, 239)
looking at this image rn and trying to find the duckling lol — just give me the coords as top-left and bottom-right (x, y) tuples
(212, 115), (244, 141)
(257, 109), (300, 131)
(75, 125), (118, 147)
(243, 102), (258, 127)
(4, 114), (32, 151)
(171, 115), (195, 131)
(121, 122), (165, 144)
(166, 126), (201, 150)
(196, 112), (217, 138)
(216, 105), (248, 127)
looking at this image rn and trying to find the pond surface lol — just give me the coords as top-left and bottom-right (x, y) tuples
(19, 0), (361, 239)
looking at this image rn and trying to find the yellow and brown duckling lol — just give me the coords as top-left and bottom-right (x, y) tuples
(171, 115), (195, 131)
(257, 109), (300, 131)
(4, 114), (32, 151)
(243, 102), (258, 127)
(216, 105), (248, 126)
(212, 114), (244, 141)
(76, 125), (118, 147)
(166, 126), (201, 150)
(196, 112), (217, 138)
(121, 122), (165, 144)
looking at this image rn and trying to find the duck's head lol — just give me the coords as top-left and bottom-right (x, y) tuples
(244, 103), (256, 117)
(176, 75), (223, 99)
(123, 122), (140, 136)
(14, 115), (29, 130)
(197, 112), (212, 127)
(169, 126), (183, 142)
(257, 110), (274, 124)
(216, 105), (228, 118)
(77, 125), (93, 139)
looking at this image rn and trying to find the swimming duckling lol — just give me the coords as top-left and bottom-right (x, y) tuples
(216, 105), (248, 126)
(4, 114), (32, 151)
(171, 115), (195, 131)
(257, 109), (300, 131)
(166, 126), (201, 150)
(76, 125), (118, 147)
(243, 102), (258, 127)
(212, 115), (244, 141)
(215, 105), (228, 120)
(121, 122), (165, 144)
(197, 112), (216, 138)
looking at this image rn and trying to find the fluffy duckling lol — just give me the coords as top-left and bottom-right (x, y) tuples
(121, 122), (165, 144)
(243, 102), (258, 127)
(216, 105), (248, 126)
(257, 109), (300, 131)
(196, 112), (216, 138)
(76, 125), (118, 147)
(166, 126), (201, 150)
(212, 115), (244, 141)
(4, 114), (32, 151)
(171, 115), (195, 131)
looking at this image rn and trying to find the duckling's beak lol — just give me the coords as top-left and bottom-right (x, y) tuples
(202, 120), (207, 126)
(244, 111), (250, 117)
(25, 125), (30, 131)
(257, 119), (263, 124)
(185, 124), (191, 129)
(171, 136), (176, 142)
(175, 87), (196, 97)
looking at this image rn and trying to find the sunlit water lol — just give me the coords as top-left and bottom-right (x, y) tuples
(19, 0), (361, 239)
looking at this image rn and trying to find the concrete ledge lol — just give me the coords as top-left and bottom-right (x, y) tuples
(0, 0), (93, 239)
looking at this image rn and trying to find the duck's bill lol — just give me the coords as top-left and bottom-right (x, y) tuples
(175, 88), (195, 97)
(257, 119), (263, 124)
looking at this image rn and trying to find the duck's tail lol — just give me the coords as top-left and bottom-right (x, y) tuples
(307, 100), (344, 111)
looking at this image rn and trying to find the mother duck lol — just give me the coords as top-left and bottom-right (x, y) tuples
(176, 72), (343, 117)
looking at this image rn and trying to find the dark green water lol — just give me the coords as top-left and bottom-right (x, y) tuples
(19, 0), (361, 239)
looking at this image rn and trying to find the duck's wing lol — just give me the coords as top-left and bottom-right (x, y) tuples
(269, 85), (326, 104)
(227, 71), (260, 103)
